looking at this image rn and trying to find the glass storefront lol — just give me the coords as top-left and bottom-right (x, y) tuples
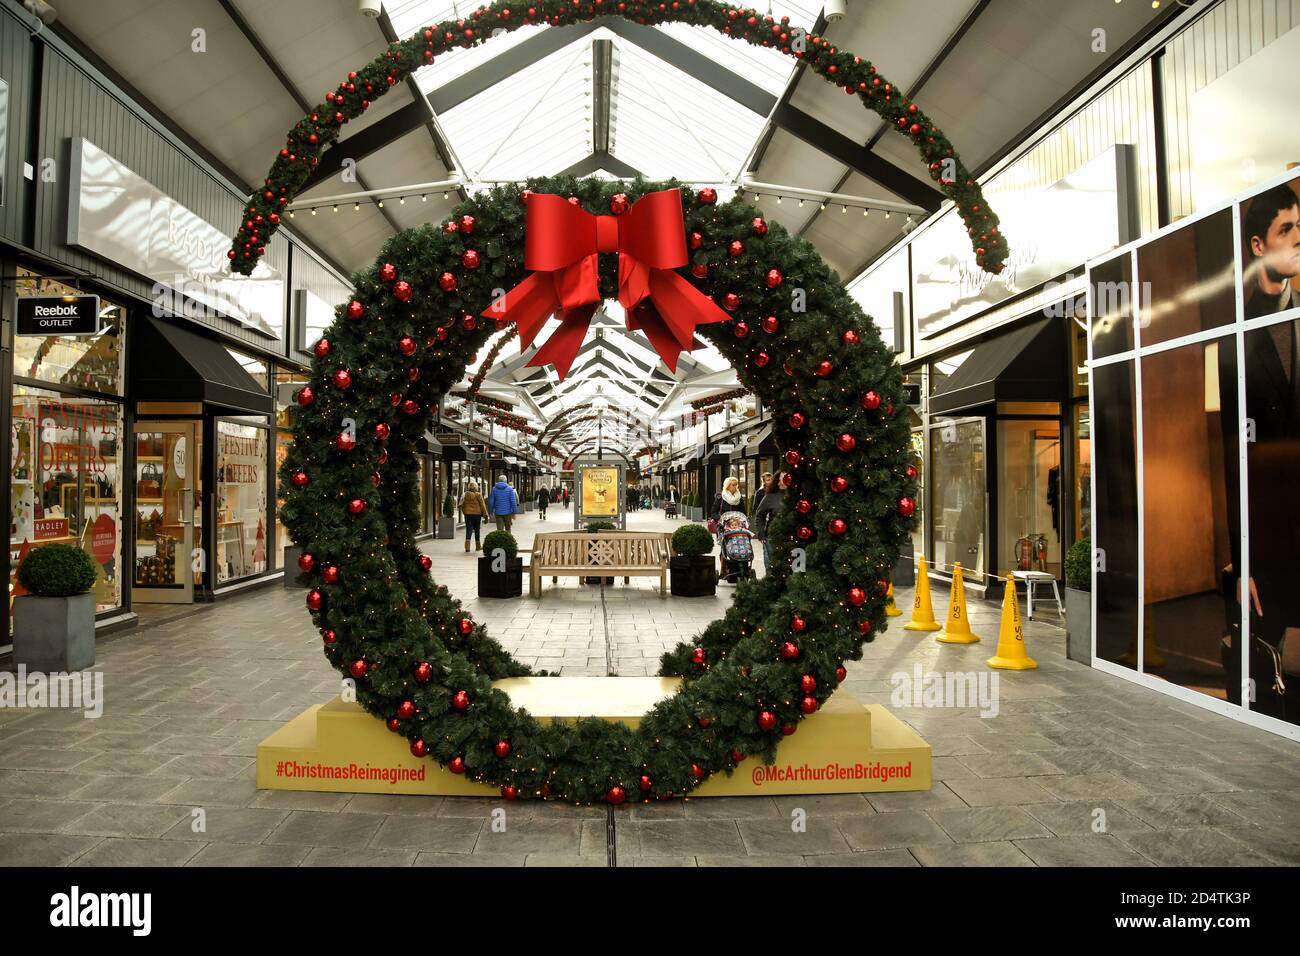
(996, 418), (1062, 580)
(273, 367), (308, 567)
(215, 418), (268, 584)
(929, 417), (986, 582)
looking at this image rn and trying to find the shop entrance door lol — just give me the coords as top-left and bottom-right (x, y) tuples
(133, 421), (200, 603)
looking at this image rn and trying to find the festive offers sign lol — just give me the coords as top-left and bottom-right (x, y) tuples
(581, 466), (619, 516)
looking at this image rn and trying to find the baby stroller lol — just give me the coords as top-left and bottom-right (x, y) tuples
(718, 511), (756, 584)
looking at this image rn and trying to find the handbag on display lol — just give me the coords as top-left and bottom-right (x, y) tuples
(139, 462), (163, 498)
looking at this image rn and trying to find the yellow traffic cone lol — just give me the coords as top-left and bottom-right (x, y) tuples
(902, 557), (941, 632)
(936, 562), (980, 644)
(987, 573), (1037, 669)
(885, 582), (902, 617)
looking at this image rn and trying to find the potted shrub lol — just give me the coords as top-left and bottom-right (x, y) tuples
(1064, 536), (1092, 665)
(478, 530), (522, 598)
(585, 521), (616, 584)
(670, 523), (716, 597)
(438, 493), (457, 539)
(12, 544), (98, 671)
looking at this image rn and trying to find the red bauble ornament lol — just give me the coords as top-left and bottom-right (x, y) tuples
(349, 659), (368, 679)
(500, 786), (518, 801)
(861, 390), (882, 411)
(461, 249), (480, 269)
(691, 263), (709, 279)
(386, 717), (398, 732)
(780, 472), (795, 488)
(313, 338), (331, 358)
(322, 629), (337, 648)
(796, 526), (814, 542)
(731, 749), (745, 763)
(448, 756), (466, 774)
(451, 690), (470, 711)
(764, 268), (783, 288)
(836, 433), (857, 453)
(638, 775), (653, 792)
(697, 716), (711, 728)
(761, 315), (779, 334)
(728, 240), (745, 257)
(322, 565), (340, 584)
(460, 313), (477, 331)
(800, 674), (817, 694)
(828, 518), (847, 536)
(419, 554), (433, 571)
(757, 710), (778, 731)
(785, 449), (801, 467)
(375, 422), (390, 440)
(347, 498), (366, 515)
(494, 741), (512, 759)
(697, 187), (718, 204)
(847, 587), (866, 606)
(607, 786), (627, 805)
(733, 320), (750, 338)
(609, 193), (630, 215)
(691, 764), (705, 780)
(398, 336), (417, 357)
(291, 470), (309, 488)
(336, 431), (357, 452)
(722, 292), (741, 311)
(691, 647), (706, 665)
(835, 665), (848, 682)
(379, 263), (398, 282)
(906, 465), (918, 479)
(859, 620), (874, 635)
(789, 412), (806, 428)
(401, 399), (420, 416)
(393, 280), (414, 302)
(346, 300), (365, 320)
(688, 231), (703, 250)
(306, 589), (322, 611)
(841, 329), (860, 345)
(297, 552), (315, 573)
(898, 497), (916, 517)
(815, 360), (833, 378)
(438, 272), (457, 292)
(795, 498), (812, 514)
(459, 214), (475, 234)
(781, 641), (800, 659)
(800, 696), (819, 714)
(397, 699), (416, 720)
(414, 661), (434, 683)
(332, 369), (353, 390)
(751, 217), (768, 236)
(830, 476), (849, 493)
(457, 617), (474, 635)
(781, 723), (797, 736)
(755, 351), (771, 367)
(410, 739), (429, 758)
(296, 386), (315, 407)
(790, 615), (808, 633)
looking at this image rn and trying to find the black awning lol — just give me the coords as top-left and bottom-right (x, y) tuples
(928, 317), (1065, 415)
(730, 421), (775, 460)
(131, 316), (274, 415)
(421, 432), (443, 455)
(442, 444), (467, 461)
(706, 444), (731, 465)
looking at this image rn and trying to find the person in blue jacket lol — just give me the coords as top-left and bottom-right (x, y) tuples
(487, 475), (518, 532)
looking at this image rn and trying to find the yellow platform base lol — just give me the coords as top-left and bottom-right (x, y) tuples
(256, 677), (931, 798)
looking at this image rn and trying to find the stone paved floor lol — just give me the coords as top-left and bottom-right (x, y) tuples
(1, 508), (1297, 867)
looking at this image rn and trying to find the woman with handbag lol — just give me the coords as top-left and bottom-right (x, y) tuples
(459, 481), (487, 552)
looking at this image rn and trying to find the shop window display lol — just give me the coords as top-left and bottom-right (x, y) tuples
(274, 368), (309, 567)
(929, 418), (985, 581)
(10, 387), (123, 627)
(13, 270), (126, 396)
(216, 419), (268, 584)
(997, 419), (1061, 581)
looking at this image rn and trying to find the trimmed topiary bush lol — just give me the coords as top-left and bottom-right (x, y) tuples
(1065, 536), (1091, 591)
(443, 493), (455, 517)
(672, 524), (715, 557)
(586, 521), (616, 533)
(18, 544), (97, 597)
(482, 530), (517, 560)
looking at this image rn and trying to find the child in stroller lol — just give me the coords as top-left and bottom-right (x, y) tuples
(718, 511), (755, 584)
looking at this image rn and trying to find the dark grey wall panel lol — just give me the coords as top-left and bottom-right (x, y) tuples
(0, 7), (33, 244)
(32, 45), (290, 356)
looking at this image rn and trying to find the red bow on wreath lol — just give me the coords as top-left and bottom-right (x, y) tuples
(481, 189), (731, 379)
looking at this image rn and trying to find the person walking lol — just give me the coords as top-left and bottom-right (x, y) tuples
(710, 476), (746, 528)
(487, 475), (518, 532)
(537, 485), (550, 520)
(562, 486), (570, 509)
(753, 471), (785, 578)
(459, 481), (488, 552)
(752, 471), (773, 517)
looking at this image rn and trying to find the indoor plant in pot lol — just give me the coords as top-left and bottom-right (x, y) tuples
(438, 493), (456, 539)
(585, 521), (616, 584)
(1064, 536), (1092, 665)
(12, 543), (99, 671)
(670, 523), (717, 597)
(478, 530), (522, 598)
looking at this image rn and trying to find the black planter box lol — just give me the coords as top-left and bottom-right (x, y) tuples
(670, 555), (717, 597)
(477, 556), (523, 598)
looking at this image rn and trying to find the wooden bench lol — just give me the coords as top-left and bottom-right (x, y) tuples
(530, 531), (674, 598)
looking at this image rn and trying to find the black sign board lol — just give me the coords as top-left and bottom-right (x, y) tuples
(467, 443), (486, 455)
(17, 295), (100, 336)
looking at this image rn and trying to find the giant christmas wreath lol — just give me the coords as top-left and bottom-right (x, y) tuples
(239, 4), (1007, 805)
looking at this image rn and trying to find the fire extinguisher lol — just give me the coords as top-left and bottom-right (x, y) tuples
(1014, 536), (1033, 572)
(1035, 534), (1048, 569)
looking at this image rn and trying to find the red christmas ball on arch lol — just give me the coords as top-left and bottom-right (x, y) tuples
(796, 525), (814, 542)
(414, 661), (433, 683)
(761, 315), (779, 334)
(461, 249), (480, 269)
(728, 239), (745, 257)
(835, 665), (848, 682)
(733, 320), (750, 338)
(815, 360), (833, 378)
(396, 699), (416, 720)
(898, 497), (917, 517)
(784, 449), (801, 468)
(790, 615), (808, 633)
(322, 629), (336, 646)
(830, 475), (849, 493)
(800, 674), (817, 694)
(306, 589), (322, 611)
(781, 723), (797, 736)
(757, 710), (778, 731)
(494, 741), (512, 759)
(378, 262), (397, 282)
(847, 587), (866, 606)
(800, 696), (819, 715)
(764, 268), (783, 289)
(410, 739), (429, 758)
(781, 640), (801, 659)
(296, 386), (315, 407)
(609, 193), (630, 215)
(789, 412), (806, 429)
(691, 647), (707, 665)
(398, 336), (417, 356)
(313, 338), (331, 358)
(346, 300), (365, 320)
(861, 390), (882, 411)
(457, 617), (474, 635)
(332, 369), (353, 390)
(751, 217), (768, 236)
(754, 351), (770, 367)
(828, 518), (847, 536)
(347, 498), (366, 515)
(401, 399), (421, 416)
(321, 565), (340, 584)
(697, 187), (717, 205)
(459, 214), (475, 234)
(393, 280), (414, 302)
(419, 554), (433, 571)
(349, 659), (368, 679)
(438, 272), (458, 292)
(451, 690), (470, 711)
(836, 433), (857, 453)
(291, 471), (310, 488)
(335, 431), (356, 452)
(795, 498), (812, 514)
(448, 755), (466, 774)
(841, 329), (860, 345)
(607, 785), (627, 804)
(722, 292), (741, 311)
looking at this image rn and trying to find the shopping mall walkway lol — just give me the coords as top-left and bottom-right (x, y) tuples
(1, 508), (1297, 867)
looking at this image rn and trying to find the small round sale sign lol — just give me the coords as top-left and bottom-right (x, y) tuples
(91, 513), (116, 564)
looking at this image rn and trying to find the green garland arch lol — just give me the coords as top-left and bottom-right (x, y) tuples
(227, 0), (1008, 276)
(278, 175), (918, 804)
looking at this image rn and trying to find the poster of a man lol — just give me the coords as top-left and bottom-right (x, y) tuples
(1240, 178), (1300, 319)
